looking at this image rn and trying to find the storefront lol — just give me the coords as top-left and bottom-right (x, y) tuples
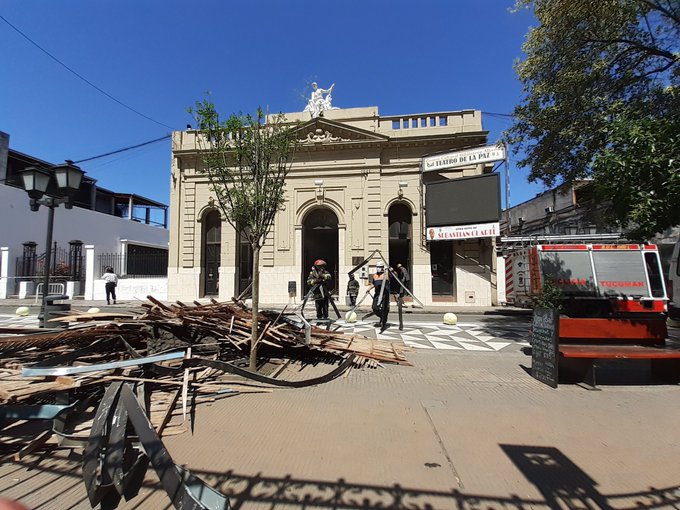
(168, 105), (500, 306)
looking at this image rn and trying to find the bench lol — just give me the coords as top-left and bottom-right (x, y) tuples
(557, 317), (680, 386)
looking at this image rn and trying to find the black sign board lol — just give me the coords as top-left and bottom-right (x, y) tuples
(531, 308), (559, 388)
(288, 281), (296, 295)
(425, 173), (501, 227)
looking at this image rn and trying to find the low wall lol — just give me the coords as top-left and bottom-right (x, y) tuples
(93, 278), (167, 302)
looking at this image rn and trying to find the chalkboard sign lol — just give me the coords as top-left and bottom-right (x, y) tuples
(288, 281), (296, 296)
(531, 308), (559, 388)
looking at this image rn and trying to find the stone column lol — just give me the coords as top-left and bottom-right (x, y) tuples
(0, 247), (9, 299)
(84, 245), (96, 300)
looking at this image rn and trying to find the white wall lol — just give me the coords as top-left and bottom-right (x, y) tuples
(0, 184), (168, 278)
(93, 278), (167, 302)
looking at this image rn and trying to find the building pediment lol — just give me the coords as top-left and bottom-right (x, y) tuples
(293, 118), (388, 148)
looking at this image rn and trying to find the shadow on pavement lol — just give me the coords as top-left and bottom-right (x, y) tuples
(2, 446), (680, 510)
(502, 444), (611, 509)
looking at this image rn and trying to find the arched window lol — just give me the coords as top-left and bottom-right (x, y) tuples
(202, 211), (221, 296)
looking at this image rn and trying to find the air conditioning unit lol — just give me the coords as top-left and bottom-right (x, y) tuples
(545, 206), (554, 214)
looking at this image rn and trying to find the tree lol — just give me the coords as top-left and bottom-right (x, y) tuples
(188, 100), (297, 370)
(506, 0), (679, 239)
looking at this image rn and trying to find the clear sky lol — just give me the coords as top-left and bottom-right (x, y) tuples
(1, 0), (545, 209)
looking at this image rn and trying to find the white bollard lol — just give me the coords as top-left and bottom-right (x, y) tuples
(443, 312), (458, 325)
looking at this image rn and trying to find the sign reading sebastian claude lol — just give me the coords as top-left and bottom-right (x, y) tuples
(423, 145), (506, 172)
(427, 222), (499, 241)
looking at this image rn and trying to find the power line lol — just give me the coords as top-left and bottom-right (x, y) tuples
(482, 111), (515, 118)
(0, 14), (177, 131)
(73, 134), (171, 164)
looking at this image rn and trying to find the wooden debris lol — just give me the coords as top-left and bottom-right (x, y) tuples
(0, 295), (410, 452)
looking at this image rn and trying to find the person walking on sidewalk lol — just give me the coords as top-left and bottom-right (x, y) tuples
(102, 266), (118, 305)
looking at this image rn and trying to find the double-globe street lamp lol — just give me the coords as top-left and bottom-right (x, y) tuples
(19, 161), (84, 327)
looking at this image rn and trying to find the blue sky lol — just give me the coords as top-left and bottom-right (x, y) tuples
(1, 0), (545, 209)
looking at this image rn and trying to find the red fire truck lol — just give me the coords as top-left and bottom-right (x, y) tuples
(505, 244), (668, 318)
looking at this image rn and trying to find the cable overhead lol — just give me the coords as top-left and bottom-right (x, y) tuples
(482, 111), (515, 118)
(73, 134), (171, 164)
(0, 14), (177, 131)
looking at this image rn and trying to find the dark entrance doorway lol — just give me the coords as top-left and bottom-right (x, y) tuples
(303, 208), (339, 295)
(388, 203), (412, 291)
(202, 211), (221, 296)
(430, 240), (456, 299)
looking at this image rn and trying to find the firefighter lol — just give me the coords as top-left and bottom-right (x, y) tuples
(346, 273), (360, 306)
(308, 259), (332, 319)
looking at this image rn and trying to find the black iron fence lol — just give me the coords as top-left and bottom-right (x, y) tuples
(98, 249), (168, 278)
(15, 244), (83, 280)
(14, 241), (84, 295)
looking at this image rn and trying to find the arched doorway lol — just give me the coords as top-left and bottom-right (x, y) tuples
(303, 208), (339, 295)
(388, 203), (412, 291)
(202, 210), (221, 296)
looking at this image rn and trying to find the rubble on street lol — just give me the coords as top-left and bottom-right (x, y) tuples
(0, 296), (410, 509)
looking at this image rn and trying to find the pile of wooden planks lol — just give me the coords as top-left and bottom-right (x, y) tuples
(0, 297), (410, 455)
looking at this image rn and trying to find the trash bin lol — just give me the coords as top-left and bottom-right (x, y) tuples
(40, 294), (71, 328)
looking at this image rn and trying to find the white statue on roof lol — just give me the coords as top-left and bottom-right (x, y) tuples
(304, 82), (338, 118)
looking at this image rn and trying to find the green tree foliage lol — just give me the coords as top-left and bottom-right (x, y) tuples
(593, 112), (680, 239)
(507, 0), (679, 238)
(188, 99), (297, 370)
(532, 279), (564, 310)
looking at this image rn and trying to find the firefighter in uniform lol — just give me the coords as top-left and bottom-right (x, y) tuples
(308, 259), (332, 319)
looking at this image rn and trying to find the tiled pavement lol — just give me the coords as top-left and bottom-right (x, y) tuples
(334, 320), (530, 351)
(0, 313), (39, 328)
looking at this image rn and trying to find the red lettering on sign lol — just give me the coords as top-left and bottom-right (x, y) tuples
(555, 278), (588, 286)
(599, 281), (645, 287)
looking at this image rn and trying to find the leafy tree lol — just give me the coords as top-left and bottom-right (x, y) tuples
(506, 0), (679, 238)
(592, 112), (680, 239)
(189, 100), (297, 370)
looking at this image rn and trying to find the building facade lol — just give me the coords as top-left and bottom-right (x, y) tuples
(169, 106), (499, 306)
(0, 132), (169, 299)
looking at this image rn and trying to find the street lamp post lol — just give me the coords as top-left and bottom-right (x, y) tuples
(19, 161), (84, 327)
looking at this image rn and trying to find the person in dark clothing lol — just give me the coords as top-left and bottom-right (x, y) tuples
(346, 273), (360, 306)
(372, 261), (390, 331)
(395, 263), (410, 297)
(101, 266), (118, 305)
(307, 259), (332, 319)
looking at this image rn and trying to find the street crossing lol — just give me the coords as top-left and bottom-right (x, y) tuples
(334, 320), (530, 352)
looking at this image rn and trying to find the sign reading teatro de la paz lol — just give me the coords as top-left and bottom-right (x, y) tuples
(423, 145), (506, 172)
(427, 222), (500, 241)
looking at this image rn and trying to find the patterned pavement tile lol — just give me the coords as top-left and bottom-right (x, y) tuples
(334, 320), (530, 352)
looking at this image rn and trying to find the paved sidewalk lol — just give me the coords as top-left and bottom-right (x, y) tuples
(2, 343), (680, 509)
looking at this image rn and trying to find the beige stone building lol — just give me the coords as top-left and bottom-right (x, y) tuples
(168, 106), (499, 306)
